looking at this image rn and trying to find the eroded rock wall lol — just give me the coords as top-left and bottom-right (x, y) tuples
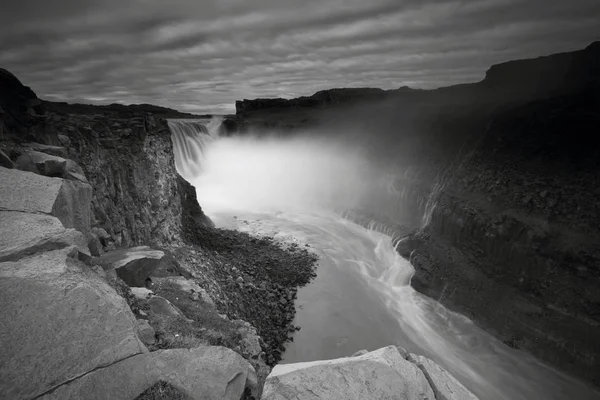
(40, 108), (211, 248)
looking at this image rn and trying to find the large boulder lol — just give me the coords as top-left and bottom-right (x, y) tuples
(16, 150), (88, 183)
(0, 167), (92, 237)
(0, 247), (147, 399)
(40, 346), (255, 400)
(93, 246), (165, 287)
(261, 346), (435, 400)
(0, 211), (88, 262)
(408, 354), (479, 400)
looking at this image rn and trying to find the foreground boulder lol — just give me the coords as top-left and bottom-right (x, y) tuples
(0, 211), (89, 262)
(93, 246), (166, 286)
(262, 346), (435, 400)
(0, 166), (92, 236)
(0, 247), (147, 399)
(40, 346), (255, 400)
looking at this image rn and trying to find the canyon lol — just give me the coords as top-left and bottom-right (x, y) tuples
(1, 41), (599, 400)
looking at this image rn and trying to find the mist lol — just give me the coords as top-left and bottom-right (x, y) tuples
(190, 132), (379, 214)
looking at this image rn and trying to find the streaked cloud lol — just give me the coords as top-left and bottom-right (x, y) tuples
(0, 0), (598, 114)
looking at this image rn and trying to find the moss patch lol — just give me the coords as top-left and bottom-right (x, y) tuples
(134, 381), (193, 400)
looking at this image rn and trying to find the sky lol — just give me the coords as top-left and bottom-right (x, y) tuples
(1, 0), (598, 114)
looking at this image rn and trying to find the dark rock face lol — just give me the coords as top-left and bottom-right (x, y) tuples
(232, 41), (600, 386)
(38, 108), (212, 247)
(0, 68), (46, 139)
(235, 87), (389, 114)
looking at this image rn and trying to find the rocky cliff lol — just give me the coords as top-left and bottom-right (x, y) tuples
(231, 41), (600, 387)
(0, 69), (321, 399)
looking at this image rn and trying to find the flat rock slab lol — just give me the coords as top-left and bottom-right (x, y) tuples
(148, 295), (186, 318)
(0, 247), (146, 399)
(0, 211), (88, 262)
(0, 167), (91, 236)
(408, 354), (479, 400)
(93, 246), (165, 286)
(262, 346), (435, 400)
(0, 166), (63, 213)
(22, 142), (68, 158)
(41, 346), (254, 400)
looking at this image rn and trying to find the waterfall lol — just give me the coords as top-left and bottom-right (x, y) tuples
(167, 118), (221, 181)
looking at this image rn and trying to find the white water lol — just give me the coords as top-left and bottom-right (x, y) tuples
(168, 119), (600, 400)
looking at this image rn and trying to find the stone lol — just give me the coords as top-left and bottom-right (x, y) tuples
(58, 134), (71, 147)
(0, 247), (147, 399)
(148, 296), (186, 318)
(131, 286), (154, 300)
(22, 142), (68, 158)
(17, 150), (66, 177)
(408, 354), (479, 400)
(88, 233), (103, 256)
(352, 349), (368, 357)
(93, 246), (165, 287)
(0, 167), (92, 237)
(151, 254), (192, 279)
(136, 319), (156, 345)
(262, 346), (434, 400)
(0, 211), (89, 262)
(91, 265), (107, 279)
(40, 346), (254, 400)
(0, 149), (12, 168)
(163, 276), (214, 305)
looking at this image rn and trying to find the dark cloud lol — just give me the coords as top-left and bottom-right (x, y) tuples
(0, 0), (597, 114)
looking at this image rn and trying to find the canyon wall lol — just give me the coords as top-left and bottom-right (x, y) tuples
(231, 42), (600, 386)
(3, 92), (213, 250)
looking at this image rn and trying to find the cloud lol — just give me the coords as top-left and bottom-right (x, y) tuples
(0, 0), (597, 113)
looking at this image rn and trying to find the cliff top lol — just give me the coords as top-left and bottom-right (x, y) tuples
(235, 41), (600, 114)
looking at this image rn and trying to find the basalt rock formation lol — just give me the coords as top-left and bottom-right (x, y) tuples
(0, 67), (320, 399)
(231, 42), (600, 387)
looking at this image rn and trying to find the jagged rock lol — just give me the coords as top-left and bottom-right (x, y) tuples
(261, 346), (434, 400)
(0, 167), (92, 237)
(408, 354), (479, 400)
(0, 211), (89, 262)
(136, 319), (156, 345)
(93, 246), (165, 287)
(0, 247), (147, 399)
(352, 349), (369, 357)
(0, 149), (12, 168)
(40, 346), (254, 400)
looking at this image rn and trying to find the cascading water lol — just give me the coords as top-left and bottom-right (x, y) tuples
(168, 118), (221, 181)
(168, 120), (600, 400)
